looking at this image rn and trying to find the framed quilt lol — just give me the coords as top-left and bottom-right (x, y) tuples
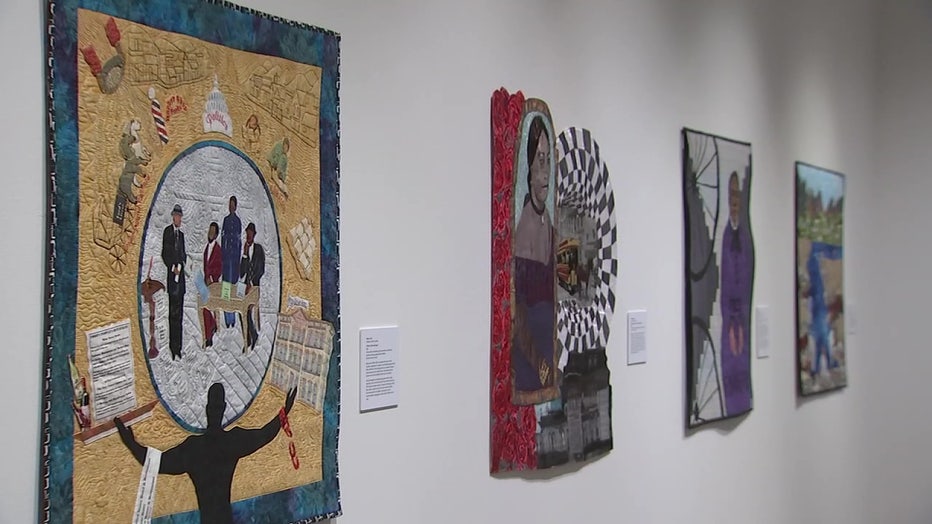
(682, 128), (754, 428)
(795, 162), (847, 396)
(490, 88), (617, 472)
(41, 0), (341, 522)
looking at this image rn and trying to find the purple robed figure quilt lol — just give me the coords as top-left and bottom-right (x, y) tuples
(682, 128), (754, 428)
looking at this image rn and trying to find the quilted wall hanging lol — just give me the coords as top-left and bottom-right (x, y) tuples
(795, 162), (847, 396)
(41, 0), (341, 522)
(490, 88), (617, 472)
(682, 128), (754, 428)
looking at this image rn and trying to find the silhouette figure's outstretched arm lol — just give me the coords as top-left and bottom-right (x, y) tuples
(114, 418), (188, 475)
(229, 387), (297, 459)
(114, 418), (147, 465)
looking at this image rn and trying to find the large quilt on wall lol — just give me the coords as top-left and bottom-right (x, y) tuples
(795, 162), (847, 396)
(682, 128), (754, 428)
(490, 88), (618, 472)
(41, 0), (341, 522)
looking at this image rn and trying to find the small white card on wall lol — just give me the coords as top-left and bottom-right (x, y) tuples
(359, 326), (399, 412)
(627, 310), (647, 365)
(847, 303), (857, 336)
(755, 305), (770, 359)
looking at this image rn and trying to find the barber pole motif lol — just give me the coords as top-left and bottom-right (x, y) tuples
(148, 87), (169, 144)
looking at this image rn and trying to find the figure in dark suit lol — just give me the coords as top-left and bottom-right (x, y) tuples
(114, 383), (297, 524)
(162, 204), (186, 360)
(240, 222), (265, 350)
(221, 196), (241, 328)
(202, 222), (222, 347)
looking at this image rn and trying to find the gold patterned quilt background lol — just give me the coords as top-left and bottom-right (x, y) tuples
(72, 9), (325, 521)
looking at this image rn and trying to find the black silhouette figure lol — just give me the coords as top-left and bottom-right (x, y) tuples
(114, 383), (297, 524)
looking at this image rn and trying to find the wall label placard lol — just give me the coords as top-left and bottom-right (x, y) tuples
(755, 305), (770, 359)
(359, 326), (400, 412)
(627, 310), (648, 365)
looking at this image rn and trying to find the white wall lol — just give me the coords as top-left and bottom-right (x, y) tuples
(861, 1), (932, 521)
(0, 0), (49, 522)
(3, 0), (931, 522)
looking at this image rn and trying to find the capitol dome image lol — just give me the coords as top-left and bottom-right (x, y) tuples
(202, 75), (233, 137)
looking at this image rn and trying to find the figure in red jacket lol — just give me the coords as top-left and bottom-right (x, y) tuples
(203, 222), (222, 347)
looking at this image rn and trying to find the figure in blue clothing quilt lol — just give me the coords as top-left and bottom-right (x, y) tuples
(796, 162), (847, 395)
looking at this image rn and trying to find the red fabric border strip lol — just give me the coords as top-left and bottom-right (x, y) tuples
(490, 88), (537, 473)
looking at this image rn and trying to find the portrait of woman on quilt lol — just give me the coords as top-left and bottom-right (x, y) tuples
(720, 171), (753, 415)
(512, 109), (559, 406)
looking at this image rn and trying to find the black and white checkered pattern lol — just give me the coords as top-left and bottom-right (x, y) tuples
(555, 127), (618, 354)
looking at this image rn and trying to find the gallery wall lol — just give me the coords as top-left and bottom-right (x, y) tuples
(2, 0), (931, 522)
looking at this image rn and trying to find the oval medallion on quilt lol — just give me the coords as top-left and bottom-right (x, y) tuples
(138, 141), (282, 431)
